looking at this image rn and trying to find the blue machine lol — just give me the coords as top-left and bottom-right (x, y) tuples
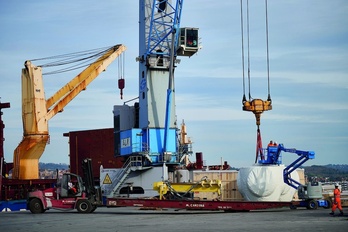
(101, 0), (200, 199)
(113, 0), (199, 166)
(258, 143), (330, 209)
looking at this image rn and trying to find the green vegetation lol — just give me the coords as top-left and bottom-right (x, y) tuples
(303, 164), (348, 182)
(39, 162), (69, 171)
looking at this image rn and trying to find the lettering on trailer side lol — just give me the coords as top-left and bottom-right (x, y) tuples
(185, 203), (205, 208)
(133, 204), (144, 207)
(108, 200), (117, 206)
(218, 205), (232, 209)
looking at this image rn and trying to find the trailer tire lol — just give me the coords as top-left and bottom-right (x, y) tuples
(323, 197), (332, 209)
(306, 200), (318, 210)
(29, 198), (45, 214)
(76, 199), (92, 213)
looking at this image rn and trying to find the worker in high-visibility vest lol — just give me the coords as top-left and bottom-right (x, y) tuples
(68, 180), (77, 194)
(329, 183), (343, 216)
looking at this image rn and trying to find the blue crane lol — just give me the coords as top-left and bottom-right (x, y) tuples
(113, 0), (199, 165)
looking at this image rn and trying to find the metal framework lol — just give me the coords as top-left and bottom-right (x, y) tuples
(145, 0), (183, 57)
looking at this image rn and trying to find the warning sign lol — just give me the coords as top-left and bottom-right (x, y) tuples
(103, 173), (112, 184)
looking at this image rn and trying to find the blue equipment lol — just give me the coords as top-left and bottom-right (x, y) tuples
(257, 143), (331, 210)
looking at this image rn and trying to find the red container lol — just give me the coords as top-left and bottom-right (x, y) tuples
(64, 128), (124, 180)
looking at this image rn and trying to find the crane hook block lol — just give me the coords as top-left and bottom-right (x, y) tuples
(243, 99), (272, 126)
(118, 78), (125, 99)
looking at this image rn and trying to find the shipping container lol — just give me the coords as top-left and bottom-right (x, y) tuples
(64, 128), (124, 180)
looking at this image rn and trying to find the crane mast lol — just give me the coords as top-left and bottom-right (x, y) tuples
(138, 0), (182, 152)
(114, 0), (198, 165)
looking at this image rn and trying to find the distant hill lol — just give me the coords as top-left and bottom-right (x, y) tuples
(39, 162), (69, 171)
(302, 164), (348, 182)
(325, 164), (348, 172)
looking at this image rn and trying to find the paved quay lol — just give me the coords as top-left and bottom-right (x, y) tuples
(0, 206), (347, 232)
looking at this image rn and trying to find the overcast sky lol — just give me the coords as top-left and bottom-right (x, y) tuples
(0, 0), (347, 168)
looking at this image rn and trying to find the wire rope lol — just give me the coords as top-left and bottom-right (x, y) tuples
(30, 46), (116, 75)
(240, 0), (246, 101)
(265, 0), (271, 100)
(246, 0), (251, 101)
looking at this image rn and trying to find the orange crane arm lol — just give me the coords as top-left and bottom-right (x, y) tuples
(13, 44), (126, 179)
(45, 45), (126, 120)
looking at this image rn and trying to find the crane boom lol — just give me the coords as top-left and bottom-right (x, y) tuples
(13, 44), (126, 179)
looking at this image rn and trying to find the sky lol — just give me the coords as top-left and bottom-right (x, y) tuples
(0, 0), (347, 168)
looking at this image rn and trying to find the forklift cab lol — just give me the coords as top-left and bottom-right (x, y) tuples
(60, 173), (84, 198)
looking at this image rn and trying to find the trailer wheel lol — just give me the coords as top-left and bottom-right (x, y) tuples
(29, 198), (45, 214)
(306, 200), (318, 210)
(76, 199), (92, 213)
(323, 197), (332, 209)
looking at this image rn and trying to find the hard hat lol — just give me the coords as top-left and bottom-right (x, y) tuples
(335, 183), (339, 187)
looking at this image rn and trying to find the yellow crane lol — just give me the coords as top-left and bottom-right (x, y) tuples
(13, 44), (126, 179)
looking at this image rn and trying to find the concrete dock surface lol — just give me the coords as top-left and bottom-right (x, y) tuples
(0, 206), (347, 232)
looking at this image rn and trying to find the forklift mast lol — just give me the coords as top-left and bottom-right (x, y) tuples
(82, 158), (96, 196)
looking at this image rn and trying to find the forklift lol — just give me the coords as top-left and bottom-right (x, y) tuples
(27, 159), (102, 213)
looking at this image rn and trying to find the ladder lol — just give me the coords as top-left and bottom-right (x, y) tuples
(109, 156), (143, 197)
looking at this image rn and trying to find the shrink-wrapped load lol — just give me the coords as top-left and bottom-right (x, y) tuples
(237, 165), (298, 202)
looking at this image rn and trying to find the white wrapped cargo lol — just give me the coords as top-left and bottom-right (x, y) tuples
(237, 164), (299, 202)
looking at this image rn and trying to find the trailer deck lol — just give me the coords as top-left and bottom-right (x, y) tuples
(107, 198), (291, 212)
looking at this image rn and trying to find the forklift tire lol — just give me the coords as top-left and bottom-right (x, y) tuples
(29, 198), (45, 214)
(306, 200), (318, 210)
(76, 199), (92, 213)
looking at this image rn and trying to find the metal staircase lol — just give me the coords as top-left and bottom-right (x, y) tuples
(109, 156), (143, 197)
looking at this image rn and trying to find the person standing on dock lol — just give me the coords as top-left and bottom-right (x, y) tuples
(330, 183), (343, 216)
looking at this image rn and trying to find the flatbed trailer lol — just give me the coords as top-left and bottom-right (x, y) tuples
(1, 178), (56, 211)
(107, 198), (292, 212)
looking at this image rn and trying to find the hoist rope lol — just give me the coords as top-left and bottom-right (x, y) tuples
(30, 46), (115, 75)
(246, 0), (251, 100)
(240, 0), (246, 100)
(240, 0), (272, 101)
(265, 0), (271, 99)
(118, 52), (125, 79)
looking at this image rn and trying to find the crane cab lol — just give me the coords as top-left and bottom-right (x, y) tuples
(177, 27), (199, 57)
